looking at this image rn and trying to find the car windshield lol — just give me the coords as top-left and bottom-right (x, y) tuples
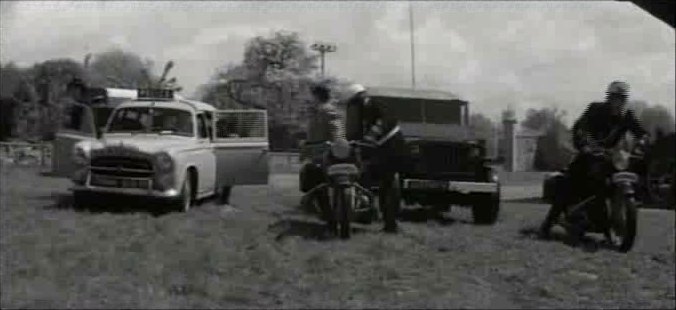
(107, 107), (194, 137)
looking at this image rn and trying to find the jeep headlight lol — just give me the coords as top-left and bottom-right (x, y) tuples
(155, 152), (174, 172)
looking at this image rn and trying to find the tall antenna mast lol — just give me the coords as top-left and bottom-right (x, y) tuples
(409, 1), (416, 90)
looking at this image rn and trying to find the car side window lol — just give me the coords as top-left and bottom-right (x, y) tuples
(203, 112), (214, 140)
(197, 114), (208, 139)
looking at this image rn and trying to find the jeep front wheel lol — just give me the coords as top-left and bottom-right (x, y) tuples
(472, 192), (500, 225)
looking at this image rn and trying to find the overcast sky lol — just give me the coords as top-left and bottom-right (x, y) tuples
(1, 1), (674, 124)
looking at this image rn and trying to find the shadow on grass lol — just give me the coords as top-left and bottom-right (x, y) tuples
(43, 193), (173, 217)
(397, 206), (471, 225)
(268, 219), (371, 241)
(519, 226), (619, 253)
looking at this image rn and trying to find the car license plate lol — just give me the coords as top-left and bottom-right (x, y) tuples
(91, 175), (149, 189)
(407, 180), (448, 190)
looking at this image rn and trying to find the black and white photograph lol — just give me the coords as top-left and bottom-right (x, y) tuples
(0, 0), (674, 308)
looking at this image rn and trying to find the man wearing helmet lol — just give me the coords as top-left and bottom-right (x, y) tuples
(539, 80), (649, 240)
(345, 83), (407, 233)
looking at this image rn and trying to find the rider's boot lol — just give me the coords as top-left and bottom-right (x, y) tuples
(317, 191), (337, 236)
(539, 199), (565, 239)
(380, 179), (399, 234)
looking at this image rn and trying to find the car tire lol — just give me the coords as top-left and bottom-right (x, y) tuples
(174, 177), (193, 212)
(219, 185), (232, 205)
(472, 190), (500, 225)
(72, 191), (87, 210)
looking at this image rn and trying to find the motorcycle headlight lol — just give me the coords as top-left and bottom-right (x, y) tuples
(410, 144), (421, 156)
(155, 152), (174, 172)
(330, 139), (351, 159)
(72, 146), (89, 166)
(611, 150), (630, 171)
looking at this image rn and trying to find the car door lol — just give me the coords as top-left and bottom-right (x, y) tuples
(211, 110), (270, 186)
(195, 112), (216, 196)
(51, 103), (97, 178)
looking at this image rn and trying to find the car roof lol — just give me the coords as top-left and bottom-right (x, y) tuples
(116, 98), (216, 112)
(366, 86), (463, 102)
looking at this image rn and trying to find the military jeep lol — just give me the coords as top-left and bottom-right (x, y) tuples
(348, 87), (501, 224)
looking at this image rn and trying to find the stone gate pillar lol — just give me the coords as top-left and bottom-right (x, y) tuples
(502, 109), (517, 172)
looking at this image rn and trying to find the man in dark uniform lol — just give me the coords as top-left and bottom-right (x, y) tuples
(345, 84), (408, 233)
(539, 80), (649, 240)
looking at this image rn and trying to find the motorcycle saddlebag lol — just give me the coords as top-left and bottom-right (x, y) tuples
(543, 171), (569, 203)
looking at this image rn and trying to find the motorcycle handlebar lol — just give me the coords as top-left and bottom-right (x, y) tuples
(349, 140), (377, 148)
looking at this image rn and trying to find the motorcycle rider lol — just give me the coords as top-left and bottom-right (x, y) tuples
(300, 80), (346, 229)
(345, 83), (408, 233)
(539, 80), (649, 241)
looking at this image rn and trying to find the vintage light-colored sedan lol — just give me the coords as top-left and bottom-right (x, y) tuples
(70, 89), (269, 211)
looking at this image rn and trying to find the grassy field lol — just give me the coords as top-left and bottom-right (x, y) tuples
(1, 163), (674, 309)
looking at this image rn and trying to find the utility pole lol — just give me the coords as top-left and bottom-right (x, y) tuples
(310, 42), (337, 77)
(409, 1), (416, 90)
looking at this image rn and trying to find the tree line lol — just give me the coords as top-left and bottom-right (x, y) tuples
(1, 30), (674, 170)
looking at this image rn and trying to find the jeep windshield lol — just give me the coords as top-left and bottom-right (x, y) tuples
(107, 107), (194, 137)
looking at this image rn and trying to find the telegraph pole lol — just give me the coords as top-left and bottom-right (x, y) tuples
(310, 42), (337, 77)
(409, 1), (416, 89)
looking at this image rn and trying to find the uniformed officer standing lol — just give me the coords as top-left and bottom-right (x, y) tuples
(345, 84), (407, 233)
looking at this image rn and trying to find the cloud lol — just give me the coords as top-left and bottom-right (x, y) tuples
(1, 1), (673, 125)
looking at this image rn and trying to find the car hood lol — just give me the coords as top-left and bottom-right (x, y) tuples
(96, 134), (192, 155)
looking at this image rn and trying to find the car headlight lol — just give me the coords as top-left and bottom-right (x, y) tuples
(155, 152), (174, 172)
(72, 146), (89, 166)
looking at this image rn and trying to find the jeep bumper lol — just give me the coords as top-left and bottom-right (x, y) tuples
(402, 178), (499, 194)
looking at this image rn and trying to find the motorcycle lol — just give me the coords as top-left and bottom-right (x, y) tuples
(543, 141), (645, 252)
(301, 138), (378, 239)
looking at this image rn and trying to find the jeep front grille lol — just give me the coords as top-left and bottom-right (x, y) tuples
(418, 143), (472, 173)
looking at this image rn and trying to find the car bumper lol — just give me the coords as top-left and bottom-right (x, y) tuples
(401, 178), (499, 194)
(70, 185), (180, 199)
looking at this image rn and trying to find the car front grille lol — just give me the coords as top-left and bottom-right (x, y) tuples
(90, 156), (154, 178)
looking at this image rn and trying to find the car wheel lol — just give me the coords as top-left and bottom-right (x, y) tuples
(174, 177), (193, 212)
(219, 185), (232, 205)
(72, 191), (87, 210)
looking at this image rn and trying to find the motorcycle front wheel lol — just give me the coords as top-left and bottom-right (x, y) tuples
(337, 187), (352, 239)
(609, 195), (638, 253)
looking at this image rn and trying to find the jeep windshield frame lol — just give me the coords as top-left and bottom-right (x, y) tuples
(106, 107), (194, 137)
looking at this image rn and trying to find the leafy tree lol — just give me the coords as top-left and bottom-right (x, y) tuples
(470, 113), (495, 141)
(522, 107), (573, 171)
(630, 100), (675, 142)
(88, 49), (181, 91)
(198, 30), (322, 150)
